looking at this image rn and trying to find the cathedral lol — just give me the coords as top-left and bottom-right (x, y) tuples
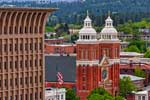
(76, 12), (120, 100)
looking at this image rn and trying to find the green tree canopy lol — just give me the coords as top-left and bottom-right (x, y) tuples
(66, 88), (79, 100)
(144, 48), (150, 58)
(119, 76), (136, 97)
(124, 45), (140, 53)
(88, 93), (102, 100)
(87, 87), (123, 100)
(128, 39), (146, 53)
(134, 68), (145, 78)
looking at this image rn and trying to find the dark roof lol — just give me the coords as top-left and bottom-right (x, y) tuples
(45, 55), (76, 83)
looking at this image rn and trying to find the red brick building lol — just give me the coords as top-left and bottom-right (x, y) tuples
(45, 43), (76, 54)
(76, 12), (120, 100)
(45, 38), (65, 44)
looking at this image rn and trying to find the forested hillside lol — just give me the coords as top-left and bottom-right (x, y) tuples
(48, 0), (150, 26)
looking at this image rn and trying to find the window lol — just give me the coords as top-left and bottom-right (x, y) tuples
(4, 79), (7, 87)
(15, 43), (18, 52)
(20, 43), (23, 51)
(35, 76), (37, 83)
(30, 60), (33, 67)
(142, 96), (145, 100)
(15, 78), (18, 86)
(10, 59), (13, 70)
(30, 43), (33, 51)
(35, 93), (37, 100)
(0, 80), (1, 88)
(35, 59), (37, 67)
(40, 59), (42, 66)
(30, 93), (32, 100)
(61, 95), (63, 100)
(25, 94), (28, 100)
(25, 77), (28, 85)
(35, 43), (37, 51)
(0, 40), (2, 54)
(25, 43), (28, 51)
(15, 60), (18, 69)
(20, 60), (23, 68)
(40, 75), (42, 83)
(10, 79), (12, 86)
(40, 92), (42, 99)
(30, 76), (32, 84)
(4, 44), (7, 52)
(20, 78), (23, 85)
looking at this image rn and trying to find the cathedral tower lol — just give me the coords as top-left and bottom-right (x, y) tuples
(76, 12), (120, 100)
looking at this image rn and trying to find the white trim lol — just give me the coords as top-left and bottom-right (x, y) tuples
(76, 60), (99, 66)
(109, 59), (120, 64)
(76, 40), (99, 44)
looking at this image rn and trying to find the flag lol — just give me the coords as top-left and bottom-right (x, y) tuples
(57, 72), (63, 85)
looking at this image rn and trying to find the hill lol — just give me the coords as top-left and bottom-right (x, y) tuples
(48, 0), (150, 26)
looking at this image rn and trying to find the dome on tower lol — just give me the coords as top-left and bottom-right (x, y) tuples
(101, 27), (118, 34)
(79, 27), (97, 34)
(99, 15), (119, 41)
(101, 16), (117, 34)
(78, 11), (97, 41)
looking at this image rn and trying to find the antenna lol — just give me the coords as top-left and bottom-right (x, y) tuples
(87, 10), (89, 16)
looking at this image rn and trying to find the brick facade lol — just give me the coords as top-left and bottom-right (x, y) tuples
(76, 43), (120, 100)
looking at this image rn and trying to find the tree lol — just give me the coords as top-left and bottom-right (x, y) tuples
(124, 45), (140, 53)
(134, 68), (145, 78)
(115, 96), (124, 100)
(144, 48), (150, 58)
(128, 39), (146, 53)
(87, 87), (123, 100)
(120, 76), (136, 97)
(71, 34), (79, 43)
(88, 93), (102, 100)
(66, 88), (79, 100)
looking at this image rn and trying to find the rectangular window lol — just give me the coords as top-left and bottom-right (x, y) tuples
(0, 40), (2, 54)
(30, 43), (33, 51)
(20, 60), (23, 69)
(25, 43), (28, 51)
(9, 44), (12, 52)
(10, 79), (12, 86)
(30, 77), (32, 84)
(15, 78), (18, 86)
(0, 80), (1, 88)
(35, 76), (37, 83)
(25, 77), (28, 85)
(15, 43), (18, 52)
(4, 44), (7, 52)
(20, 78), (23, 85)
(5, 79), (7, 87)
(20, 43), (23, 51)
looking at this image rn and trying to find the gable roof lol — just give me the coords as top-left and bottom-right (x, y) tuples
(99, 55), (111, 66)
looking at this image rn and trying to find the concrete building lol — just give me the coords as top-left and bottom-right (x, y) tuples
(0, 7), (56, 100)
(45, 88), (66, 100)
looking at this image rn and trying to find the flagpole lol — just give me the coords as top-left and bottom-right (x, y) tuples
(56, 64), (58, 100)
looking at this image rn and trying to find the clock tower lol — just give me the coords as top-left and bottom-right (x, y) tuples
(76, 12), (120, 100)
